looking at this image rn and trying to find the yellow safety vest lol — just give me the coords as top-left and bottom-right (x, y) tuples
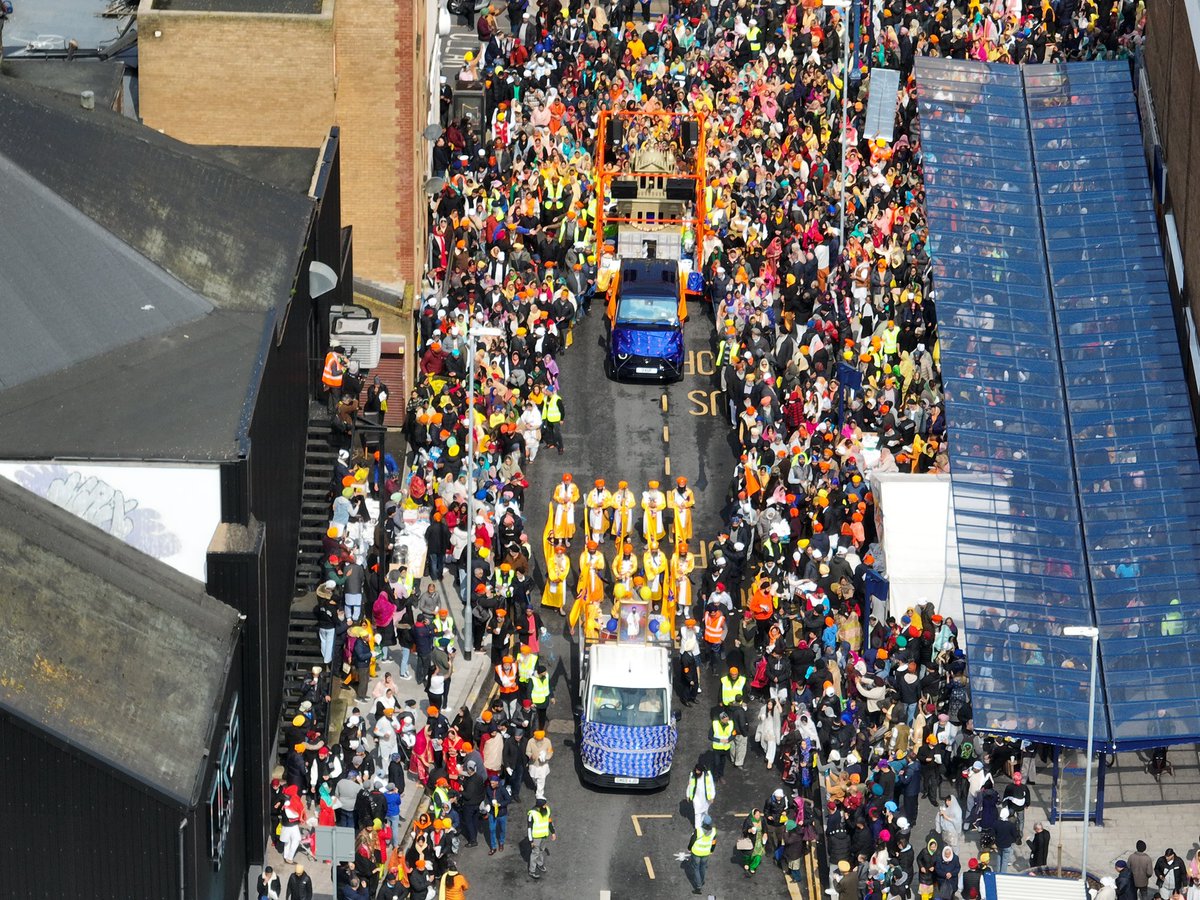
(691, 827), (716, 856)
(747, 27), (761, 52)
(716, 338), (738, 366)
(433, 617), (456, 649)
(686, 771), (715, 802)
(542, 395), (562, 423)
(529, 807), (552, 838)
(720, 675), (746, 706)
(711, 720), (733, 751)
(883, 326), (900, 355)
(518, 652), (538, 680)
(432, 786), (451, 816)
(531, 672), (550, 704)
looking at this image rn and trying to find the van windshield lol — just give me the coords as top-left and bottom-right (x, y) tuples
(589, 686), (669, 727)
(616, 294), (679, 326)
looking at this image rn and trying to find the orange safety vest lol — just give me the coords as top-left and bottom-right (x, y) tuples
(322, 351), (344, 388)
(704, 612), (727, 645)
(496, 663), (518, 694)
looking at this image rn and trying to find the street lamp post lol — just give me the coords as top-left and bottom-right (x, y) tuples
(823, 0), (852, 327)
(462, 325), (504, 661)
(1063, 624), (1100, 887)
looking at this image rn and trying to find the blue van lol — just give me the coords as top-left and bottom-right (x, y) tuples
(604, 259), (686, 382)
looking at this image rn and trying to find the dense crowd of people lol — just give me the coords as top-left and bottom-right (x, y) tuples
(265, 0), (1153, 896)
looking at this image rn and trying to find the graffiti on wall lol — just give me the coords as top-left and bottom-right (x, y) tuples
(0, 461), (221, 582)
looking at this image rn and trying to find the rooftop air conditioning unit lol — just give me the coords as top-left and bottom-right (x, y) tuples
(332, 314), (381, 370)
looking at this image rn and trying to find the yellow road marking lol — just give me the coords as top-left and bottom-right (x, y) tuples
(662, 424), (670, 443)
(687, 388), (722, 417)
(644, 856), (655, 879)
(661, 393), (668, 412)
(630, 814), (673, 837)
(664, 456), (671, 476)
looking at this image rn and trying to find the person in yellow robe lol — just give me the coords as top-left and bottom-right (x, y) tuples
(642, 539), (668, 605)
(612, 541), (639, 595)
(551, 473), (581, 542)
(669, 542), (695, 624)
(585, 478), (612, 544)
(609, 480), (636, 544)
(584, 593), (606, 641)
(669, 476), (695, 544)
(569, 540), (608, 632)
(543, 544), (571, 614)
(641, 480), (667, 543)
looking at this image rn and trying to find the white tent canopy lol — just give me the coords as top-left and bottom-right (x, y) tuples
(868, 472), (963, 625)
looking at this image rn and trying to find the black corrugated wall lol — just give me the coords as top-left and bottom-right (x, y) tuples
(0, 710), (180, 900)
(206, 131), (347, 867)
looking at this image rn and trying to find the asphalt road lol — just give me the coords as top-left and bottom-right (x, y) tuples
(457, 300), (797, 898)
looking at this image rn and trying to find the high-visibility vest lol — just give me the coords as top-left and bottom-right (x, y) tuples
(747, 27), (761, 52)
(530, 672), (551, 704)
(883, 326), (900, 355)
(716, 338), (738, 366)
(528, 807), (552, 838)
(433, 616), (455, 652)
(432, 785), (452, 816)
(396, 570), (414, 596)
(518, 652), (538, 681)
(322, 351), (344, 388)
(544, 181), (565, 211)
(493, 570), (515, 595)
(496, 664), (519, 693)
(704, 612), (726, 645)
(686, 771), (715, 803)
(691, 826), (717, 856)
(711, 720), (733, 751)
(542, 395), (562, 423)
(720, 674), (746, 705)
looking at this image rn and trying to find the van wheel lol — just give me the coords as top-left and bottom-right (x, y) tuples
(604, 357), (615, 380)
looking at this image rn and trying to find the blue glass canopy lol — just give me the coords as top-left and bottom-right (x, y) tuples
(1026, 62), (1200, 749)
(918, 59), (1200, 750)
(917, 59), (1104, 746)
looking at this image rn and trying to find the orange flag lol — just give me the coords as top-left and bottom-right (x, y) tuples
(745, 465), (761, 497)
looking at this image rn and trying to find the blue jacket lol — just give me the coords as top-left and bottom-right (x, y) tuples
(384, 789), (402, 817)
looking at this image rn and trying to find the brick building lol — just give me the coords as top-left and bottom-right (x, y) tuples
(1140, 7), (1200, 403)
(137, 0), (436, 294)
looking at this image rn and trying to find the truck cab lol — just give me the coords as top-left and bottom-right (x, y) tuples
(604, 258), (686, 382)
(577, 599), (677, 788)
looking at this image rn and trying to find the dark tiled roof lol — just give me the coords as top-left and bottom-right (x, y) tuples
(0, 477), (240, 805)
(0, 76), (314, 312)
(0, 77), (318, 459)
(0, 308), (268, 461)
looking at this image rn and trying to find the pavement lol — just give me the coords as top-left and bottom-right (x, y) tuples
(258, 572), (494, 900)
(1021, 746), (1200, 878)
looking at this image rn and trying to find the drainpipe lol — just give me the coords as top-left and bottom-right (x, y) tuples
(178, 817), (188, 900)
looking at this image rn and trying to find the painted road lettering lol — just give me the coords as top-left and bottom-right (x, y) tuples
(682, 349), (716, 377)
(687, 389), (722, 417)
